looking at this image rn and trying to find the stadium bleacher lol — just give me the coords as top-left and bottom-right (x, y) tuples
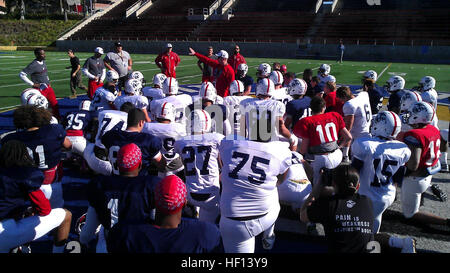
(67, 0), (450, 46)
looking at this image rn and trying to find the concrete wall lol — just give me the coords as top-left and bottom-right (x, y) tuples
(56, 39), (450, 63)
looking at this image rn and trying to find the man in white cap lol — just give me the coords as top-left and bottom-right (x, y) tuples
(189, 47), (235, 97)
(82, 47), (106, 100)
(155, 43), (181, 78)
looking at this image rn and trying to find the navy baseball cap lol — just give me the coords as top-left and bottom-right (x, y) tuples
(115, 42), (122, 47)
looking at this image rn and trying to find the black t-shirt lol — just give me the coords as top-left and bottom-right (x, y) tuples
(70, 56), (80, 74)
(307, 193), (374, 253)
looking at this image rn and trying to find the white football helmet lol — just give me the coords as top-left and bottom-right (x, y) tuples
(199, 81), (217, 102)
(162, 77), (179, 95)
(190, 109), (212, 134)
(257, 63), (271, 78)
(156, 102), (176, 122)
(363, 70), (378, 81)
(370, 111), (401, 139)
(419, 76), (436, 91)
(79, 100), (91, 111)
(153, 73), (167, 87)
(400, 90), (422, 113)
(21, 88), (41, 105)
(269, 70), (284, 86)
(129, 71), (145, 84)
(386, 75), (405, 92)
(26, 94), (49, 109)
(237, 63), (248, 77)
(288, 78), (307, 96)
(125, 79), (143, 95)
(407, 101), (435, 125)
(319, 64), (331, 75)
(229, 80), (245, 95)
(256, 78), (275, 97)
(106, 70), (119, 83)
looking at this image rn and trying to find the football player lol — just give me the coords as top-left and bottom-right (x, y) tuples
(91, 70), (120, 115)
(223, 80), (252, 136)
(0, 140), (72, 253)
(293, 96), (352, 185)
(149, 77), (193, 127)
(142, 73), (166, 105)
(141, 102), (186, 178)
(401, 101), (450, 227)
(317, 64), (334, 90)
(416, 76), (438, 110)
(236, 63), (253, 95)
(337, 86), (372, 140)
(188, 81), (231, 135)
(102, 108), (163, 176)
(277, 151), (313, 214)
(83, 104), (130, 176)
(284, 78), (310, 131)
(255, 63), (271, 83)
(62, 100), (94, 156)
(174, 109), (224, 223)
(129, 71), (145, 86)
(114, 78), (151, 122)
(352, 111), (411, 233)
(240, 78), (298, 151)
(1, 106), (72, 209)
(385, 75), (406, 114)
(79, 143), (161, 253)
(323, 79), (343, 115)
(269, 70), (292, 107)
(218, 107), (292, 253)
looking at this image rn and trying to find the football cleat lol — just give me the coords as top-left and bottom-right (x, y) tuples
(262, 233), (276, 250)
(75, 213), (87, 235)
(400, 237), (416, 253)
(430, 184), (447, 202)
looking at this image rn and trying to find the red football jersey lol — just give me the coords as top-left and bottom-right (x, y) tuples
(293, 112), (345, 147)
(404, 124), (441, 169)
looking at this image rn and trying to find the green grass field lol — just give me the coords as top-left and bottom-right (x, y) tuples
(1, 50), (449, 110)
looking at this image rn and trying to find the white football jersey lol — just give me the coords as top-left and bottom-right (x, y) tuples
(192, 94), (224, 105)
(318, 74), (334, 85)
(142, 87), (165, 105)
(421, 89), (438, 110)
(277, 152), (311, 208)
(150, 94), (193, 125)
(352, 136), (411, 203)
(91, 87), (117, 112)
(224, 95), (252, 135)
(174, 133), (224, 194)
(114, 94), (149, 111)
(142, 122), (186, 163)
(271, 87), (293, 107)
(94, 110), (128, 149)
(219, 139), (291, 217)
(240, 98), (286, 140)
(342, 91), (372, 139)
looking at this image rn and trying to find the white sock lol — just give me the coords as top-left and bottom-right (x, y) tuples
(440, 152), (448, 164)
(388, 236), (404, 249)
(342, 147), (349, 158)
(53, 244), (66, 253)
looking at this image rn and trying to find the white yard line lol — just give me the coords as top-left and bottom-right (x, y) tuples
(377, 63), (392, 81)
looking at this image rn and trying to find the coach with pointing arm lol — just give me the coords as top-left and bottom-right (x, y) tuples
(189, 47), (235, 98)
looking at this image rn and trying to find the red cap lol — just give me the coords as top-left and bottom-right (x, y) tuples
(154, 175), (187, 215)
(281, 65), (287, 73)
(117, 143), (142, 172)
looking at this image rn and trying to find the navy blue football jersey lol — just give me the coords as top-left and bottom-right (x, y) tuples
(1, 124), (66, 170)
(62, 109), (92, 135)
(368, 85), (384, 115)
(107, 218), (224, 253)
(387, 90), (406, 113)
(0, 167), (44, 220)
(101, 130), (162, 175)
(286, 97), (312, 130)
(87, 174), (160, 230)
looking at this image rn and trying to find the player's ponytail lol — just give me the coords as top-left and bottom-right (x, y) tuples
(332, 164), (360, 197)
